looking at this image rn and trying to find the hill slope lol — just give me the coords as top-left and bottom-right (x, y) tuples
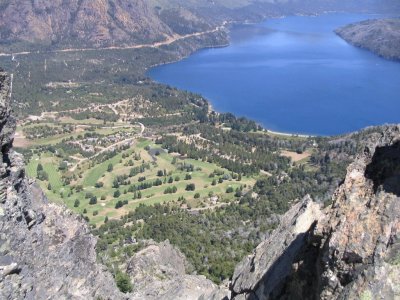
(0, 0), (212, 51)
(336, 18), (400, 61)
(1, 0), (399, 52)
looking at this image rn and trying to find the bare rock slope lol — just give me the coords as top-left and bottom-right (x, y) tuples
(336, 18), (400, 61)
(127, 240), (228, 300)
(231, 125), (400, 299)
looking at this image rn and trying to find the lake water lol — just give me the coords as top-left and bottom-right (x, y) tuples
(148, 13), (400, 136)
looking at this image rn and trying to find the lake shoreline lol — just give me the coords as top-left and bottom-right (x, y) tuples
(146, 16), (324, 138)
(148, 13), (400, 137)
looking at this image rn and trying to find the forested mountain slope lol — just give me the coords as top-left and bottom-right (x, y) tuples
(0, 0), (398, 52)
(336, 18), (400, 61)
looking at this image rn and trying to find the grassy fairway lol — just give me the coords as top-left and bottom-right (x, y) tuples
(25, 133), (256, 226)
(83, 153), (123, 187)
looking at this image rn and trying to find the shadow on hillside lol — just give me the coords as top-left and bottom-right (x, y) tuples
(237, 223), (320, 300)
(365, 141), (400, 196)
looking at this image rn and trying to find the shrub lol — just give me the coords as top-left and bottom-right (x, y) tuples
(115, 201), (123, 209)
(226, 186), (234, 193)
(95, 182), (104, 188)
(185, 183), (195, 191)
(115, 271), (133, 293)
(89, 196), (97, 205)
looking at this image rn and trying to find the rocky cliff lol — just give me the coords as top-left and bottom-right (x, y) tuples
(336, 18), (400, 61)
(231, 125), (400, 299)
(126, 240), (229, 300)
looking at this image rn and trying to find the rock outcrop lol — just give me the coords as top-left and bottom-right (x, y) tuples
(231, 196), (323, 299)
(127, 240), (229, 300)
(231, 125), (400, 299)
(336, 18), (400, 61)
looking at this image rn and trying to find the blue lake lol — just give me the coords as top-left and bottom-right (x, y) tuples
(148, 13), (400, 136)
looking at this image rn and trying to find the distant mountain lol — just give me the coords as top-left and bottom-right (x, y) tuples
(336, 18), (400, 61)
(0, 0), (212, 51)
(0, 0), (399, 52)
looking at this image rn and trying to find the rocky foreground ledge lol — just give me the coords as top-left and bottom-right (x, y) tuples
(231, 125), (400, 299)
(336, 18), (400, 61)
(1, 69), (399, 299)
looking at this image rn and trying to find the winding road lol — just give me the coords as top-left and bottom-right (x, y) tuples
(69, 122), (145, 172)
(0, 26), (225, 58)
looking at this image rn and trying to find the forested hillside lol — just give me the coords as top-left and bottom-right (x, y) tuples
(336, 18), (400, 61)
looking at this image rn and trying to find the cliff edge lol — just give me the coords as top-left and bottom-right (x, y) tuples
(231, 125), (400, 299)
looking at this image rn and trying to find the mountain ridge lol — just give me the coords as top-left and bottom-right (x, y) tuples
(336, 18), (400, 61)
(0, 0), (398, 52)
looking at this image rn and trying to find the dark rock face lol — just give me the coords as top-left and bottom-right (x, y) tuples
(231, 125), (400, 299)
(0, 71), (125, 299)
(336, 18), (400, 61)
(365, 141), (400, 195)
(231, 197), (323, 299)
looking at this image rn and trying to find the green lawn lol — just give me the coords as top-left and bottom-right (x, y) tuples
(24, 138), (257, 226)
(83, 153), (123, 187)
